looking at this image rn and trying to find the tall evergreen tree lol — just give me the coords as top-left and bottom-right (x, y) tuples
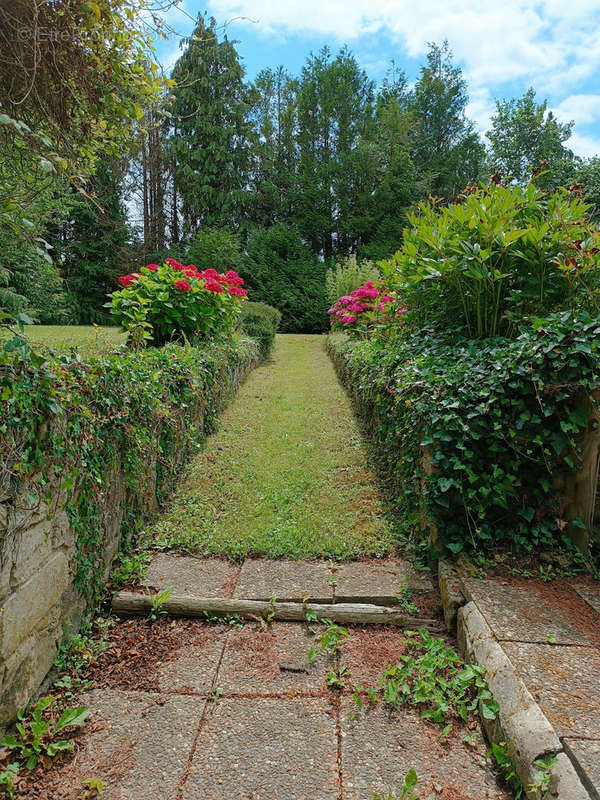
(58, 160), (130, 323)
(407, 42), (485, 198)
(296, 47), (375, 257)
(168, 16), (254, 233)
(249, 66), (298, 227)
(487, 88), (575, 187)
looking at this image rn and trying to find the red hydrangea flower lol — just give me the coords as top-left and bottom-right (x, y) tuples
(165, 257), (185, 271)
(145, 263), (160, 271)
(118, 273), (140, 287)
(223, 269), (244, 286)
(227, 285), (247, 296)
(204, 279), (223, 293)
(202, 268), (220, 280)
(173, 279), (191, 291)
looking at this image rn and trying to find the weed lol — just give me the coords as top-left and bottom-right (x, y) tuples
(372, 768), (435, 800)
(394, 582), (419, 614)
(539, 564), (555, 583)
(379, 629), (498, 725)
(488, 741), (524, 798)
(529, 755), (558, 797)
(318, 619), (348, 655)
(149, 587), (172, 621)
(2, 696), (89, 770)
(53, 616), (112, 679)
(208, 688), (223, 702)
(81, 777), (106, 798)
(0, 763), (19, 798)
(326, 666), (347, 691)
(110, 551), (151, 588)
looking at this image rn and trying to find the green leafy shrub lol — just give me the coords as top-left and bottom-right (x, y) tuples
(328, 311), (600, 554)
(186, 227), (242, 274)
(242, 223), (328, 333)
(379, 183), (600, 337)
(108, 259), (247, 346)
(1, 326), (260, 605)
(238, 301), (281, 359)
(325, 254), (381, 307)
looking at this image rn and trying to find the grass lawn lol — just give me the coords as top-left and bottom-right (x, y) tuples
(145, 334), (397, 561)
(3, 325), (126, 356)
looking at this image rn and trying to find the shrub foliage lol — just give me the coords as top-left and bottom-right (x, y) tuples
(0, 328), (259, 605)
(329, 311), (600, 555)
(238, 301), (281, 359)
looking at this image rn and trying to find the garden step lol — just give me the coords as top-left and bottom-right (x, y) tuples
(111, 590), (445, 632)
(142, 552), (434, 605)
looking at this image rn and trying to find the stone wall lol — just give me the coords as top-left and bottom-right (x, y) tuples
(0, 348), (259, 730)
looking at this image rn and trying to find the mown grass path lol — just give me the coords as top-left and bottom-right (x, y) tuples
(147, 334), (396, 560)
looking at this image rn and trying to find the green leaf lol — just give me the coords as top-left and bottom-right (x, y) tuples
(53, 706), (90, 734)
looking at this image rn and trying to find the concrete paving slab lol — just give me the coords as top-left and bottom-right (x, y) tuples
(157, 627), (227, 694)
(340, 627), (407, 687)
(233, 558), (332, 601)
(145, 553), (239, 597)
(571, 582), (600, 615)
(340, 699), (507, 800)
(503, 642), (600, 739)
(563, 739), (600, 796)
(334, 559), (433, 604)
(184, 697), (339, 799)
(217, 622), (330, 693)
(45, 689), (203, 800)
(460, 575), (600, 646)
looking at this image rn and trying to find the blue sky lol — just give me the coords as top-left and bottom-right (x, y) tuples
(154, 1), (600, 159)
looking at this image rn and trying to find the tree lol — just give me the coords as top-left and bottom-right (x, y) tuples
(242, 224), (327, 333)
(487, 88), (575, 187)
(248, 67), (298, 227)
(168, 16), (254, 233)
(57, 160), (131, 323)
(296, 47), (376, 257)
(407, 42), (486, 199)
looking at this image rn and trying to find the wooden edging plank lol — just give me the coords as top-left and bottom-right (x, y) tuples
(111, 591), (443, 631)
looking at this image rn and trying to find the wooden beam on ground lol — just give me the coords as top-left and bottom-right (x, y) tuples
(111, 591), (443, 631)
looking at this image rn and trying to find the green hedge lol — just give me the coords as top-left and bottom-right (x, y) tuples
(328, 312), (600, 555)
(1, 335), (260, 604)
(238, 301), (281, 359)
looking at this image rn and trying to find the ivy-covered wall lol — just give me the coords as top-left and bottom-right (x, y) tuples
(327, 314), (600, 557)
(0, 336), (260, 727)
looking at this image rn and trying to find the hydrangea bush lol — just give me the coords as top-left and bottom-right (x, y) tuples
(328, 281), (406, 337)
(108, 258), (247, 345)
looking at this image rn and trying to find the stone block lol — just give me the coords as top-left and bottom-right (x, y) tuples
(0, 552), (69, 656)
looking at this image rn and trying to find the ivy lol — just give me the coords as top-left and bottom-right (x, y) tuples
(0, 333), (259, 606)
(329, 310), (600, 554)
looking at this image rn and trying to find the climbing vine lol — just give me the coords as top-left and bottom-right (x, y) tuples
(329, 311), (600, 555)
(0, 322), (259, 605)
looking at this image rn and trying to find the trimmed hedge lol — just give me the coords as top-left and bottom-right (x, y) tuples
(238, 301), (281, 359)
(328, 312), (600, 555)
(1, 334), (260, 604)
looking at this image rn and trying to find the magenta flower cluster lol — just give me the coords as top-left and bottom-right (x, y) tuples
(328, 282), (396, 326)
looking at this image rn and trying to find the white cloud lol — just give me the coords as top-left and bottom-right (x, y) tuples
(565, 131), (600, 159)
(553, 95), (600, 127)
(205, 0), (600, 94)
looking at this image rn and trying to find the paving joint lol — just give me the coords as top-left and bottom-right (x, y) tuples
(440, 557), (596, 799)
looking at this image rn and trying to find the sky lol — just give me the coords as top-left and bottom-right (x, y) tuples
(153, 0), (600, 159)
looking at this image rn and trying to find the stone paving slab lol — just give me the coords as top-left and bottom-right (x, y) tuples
(502, 641), (600, 739)
(334, 558), (433, 604)
(339, 700), (507, 800)
(233, 558), (332, 601)
(184, 697), (339, 799)
(459, 575), (600, 646)
(571, 582), (600, 615)
(217, 622), (330, 693)
(563, 739), (600, 796)
(145, 553), (239, 597)
(340, 627), (407, 687)
(157, 628), (227, 695)
(46, 689), (203, 800)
